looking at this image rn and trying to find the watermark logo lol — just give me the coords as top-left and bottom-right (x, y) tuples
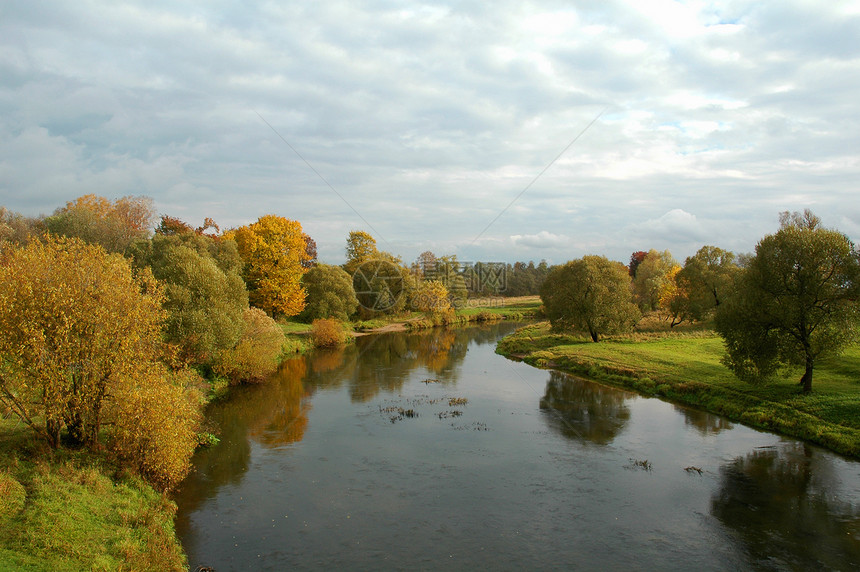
(352, 259), (406, 312)
(353, 259), (509, 312)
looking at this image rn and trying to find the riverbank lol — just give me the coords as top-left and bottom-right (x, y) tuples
(496, 321), (860, 458)
(0, 419), (186, 571)
(280, 295), (542, 343)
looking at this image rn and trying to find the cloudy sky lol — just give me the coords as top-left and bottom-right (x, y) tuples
(2, 1), (859, 265)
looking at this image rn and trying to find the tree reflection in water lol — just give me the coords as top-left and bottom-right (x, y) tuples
(675, 405), (734, 435)
(539, 370), (633, 445)
(711, 442), (860, 569)
(306, 327), (473, 401)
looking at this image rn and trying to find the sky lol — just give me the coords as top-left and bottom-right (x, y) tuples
(2, 0), (859, 266)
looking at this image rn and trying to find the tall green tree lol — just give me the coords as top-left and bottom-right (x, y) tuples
(540, 255), (640, 342)
(715, 211), (860, 393)
(344, 231), (412, 316)
(133, 232), (248, 367)
(300, 263), (359, 322)
(669, 245), (739, 324)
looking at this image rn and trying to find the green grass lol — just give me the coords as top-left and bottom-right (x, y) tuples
(497, 321), (860, 458)
(0, 419), (186, 571)
(277, 319), (313, 335)
(456, 295), (542, 319)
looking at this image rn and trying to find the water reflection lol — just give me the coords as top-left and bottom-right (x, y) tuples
(249, 358), (312, 447)
(307, 327), (474, 400)
(676, 405), (734, 435)
(539, 370), (633, 445)
(712, 442), (860, 569)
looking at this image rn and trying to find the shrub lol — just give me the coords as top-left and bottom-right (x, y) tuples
(107, 366), (203, 491)
(214, 307), (287, 384)
(310, 319), (351, 348)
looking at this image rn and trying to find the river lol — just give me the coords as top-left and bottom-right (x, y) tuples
(174, 322), (860, 571)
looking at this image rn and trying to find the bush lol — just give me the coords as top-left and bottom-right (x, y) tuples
(310, 319), (351, 348)
(214, 307), (287, 384)
(107, 366), (203, 491)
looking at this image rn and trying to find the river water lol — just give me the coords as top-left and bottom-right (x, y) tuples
(175, 323), (860, 571)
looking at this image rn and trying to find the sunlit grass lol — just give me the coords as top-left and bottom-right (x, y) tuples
(0, 418), (186, 571)
(497, 320), (860, 457)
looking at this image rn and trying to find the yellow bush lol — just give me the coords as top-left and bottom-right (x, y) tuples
(310, 318), (350, 348)
(107, 365), (203, 491)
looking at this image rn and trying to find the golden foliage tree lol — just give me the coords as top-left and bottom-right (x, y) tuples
(411, 280), (451, 315)
(0, 236), (202, 488)
(344, 230), (378, 274)
(43, 194), (155, 254)
(107, 366), (203, 490)
(228, 215), (311, 317)
(0, 236), (165, 448)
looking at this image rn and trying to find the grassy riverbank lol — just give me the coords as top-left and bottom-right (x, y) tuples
(0, 419), (186, 571)
(497, 320), (860, 458)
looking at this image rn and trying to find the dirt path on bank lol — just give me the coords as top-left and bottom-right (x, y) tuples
(352, 322), (413, 336)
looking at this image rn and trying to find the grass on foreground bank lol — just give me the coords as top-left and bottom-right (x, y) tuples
(497, 318), (860, 458)
(0, 419), (186, 572)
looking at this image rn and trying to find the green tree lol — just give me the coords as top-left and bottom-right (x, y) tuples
(540, 255), (640, 342)
(214, 307), (286, 384)
(344, 232), (412, 316)
(300, 263), (359, 322)
(135, 234), (248, 367)
(715, 211), (860, 393)
(670, 245), (739, 323)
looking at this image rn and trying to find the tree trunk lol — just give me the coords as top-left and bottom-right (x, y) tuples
(800, 355), (814, 393)
(590, 330), (599, 342)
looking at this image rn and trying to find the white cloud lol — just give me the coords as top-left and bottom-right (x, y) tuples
(510, 231), (570, 249)
(1, 0), (859, 263)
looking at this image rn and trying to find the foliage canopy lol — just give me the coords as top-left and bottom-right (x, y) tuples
(715, 211), (860, 392)
(540, 255), (640, 342)
(229, 215), (311, 317)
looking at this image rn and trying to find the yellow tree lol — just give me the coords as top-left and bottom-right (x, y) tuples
(43, 194), (156, 253)
(0, 236), (166, 448)
(228, 215), (311, 317)
(411, 280), (451, 315)
(344, 230), (379, 274)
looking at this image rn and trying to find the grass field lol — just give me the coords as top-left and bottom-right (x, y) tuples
(497, 319), (860, 458)
(0, 419), (186, 571)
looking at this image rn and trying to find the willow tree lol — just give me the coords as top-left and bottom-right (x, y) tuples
(715, 211), (860, 393)
(540, 255), (640, 342)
